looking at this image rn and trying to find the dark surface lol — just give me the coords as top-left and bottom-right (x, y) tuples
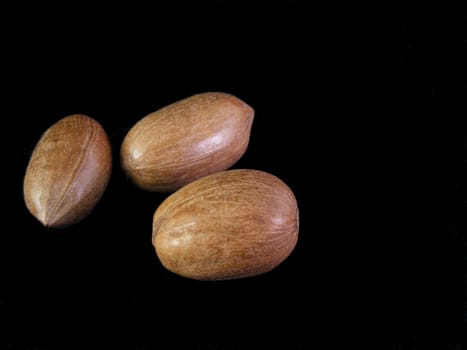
(1, 2), (464, 348)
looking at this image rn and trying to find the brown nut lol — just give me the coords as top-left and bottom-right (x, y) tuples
(152, 169), (299, 280)
(120, 92), (254, 192)
(23, 114), (112, 228)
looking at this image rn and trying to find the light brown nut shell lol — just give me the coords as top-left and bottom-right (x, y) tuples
(23, 114), (112, 228)
(121, 92), (254, 192)
(152, 169), (299, 280)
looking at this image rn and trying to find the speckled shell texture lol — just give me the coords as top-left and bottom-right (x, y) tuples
(152, 169), (299, 280)
(23, 114), (112, 228)
(121, 92), (254, 192)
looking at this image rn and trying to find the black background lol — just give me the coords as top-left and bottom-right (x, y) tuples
(1, 1), (465, 348)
